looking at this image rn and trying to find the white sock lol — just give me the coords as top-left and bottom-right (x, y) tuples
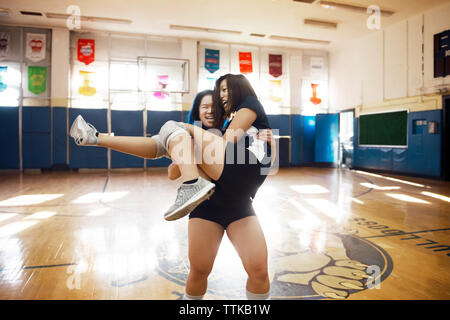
(246, 289), (270, 300)
(183, 293), (204, 300)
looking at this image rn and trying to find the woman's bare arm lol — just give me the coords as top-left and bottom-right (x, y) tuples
(223, 108), (257, 144)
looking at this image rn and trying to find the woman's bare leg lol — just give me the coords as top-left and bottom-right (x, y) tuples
(97, 134), (159, 159)
(226, 216), (270, 295)
(186, 218), (224, 297)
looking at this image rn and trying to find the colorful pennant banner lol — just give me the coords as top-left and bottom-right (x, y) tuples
(78, 39), (95, 65)
(0, 32), (10, 59)
(28, 66), (47, 95)
(205, 49), (220, 73)
(0, 66), (7, 92)
(26, 33), (46, 62)
(239, 52), (253, 74)
(269, 54), (282, 78)
(78, 70), (96, 96)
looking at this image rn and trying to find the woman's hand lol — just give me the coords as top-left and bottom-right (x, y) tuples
(256, 129), (274, 146)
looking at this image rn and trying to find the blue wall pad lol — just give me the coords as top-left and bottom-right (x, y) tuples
(267, 115), (291, 136)
(69, 108), (108, 169)
(0, 107), (19, 169)
(111, 110), (144, 168)
(301, 116), (316, 164)
(315, 114), (338, 163)
(147, 111), (182, 135)
(22, 107), (51, 169)
(52, 107), (67, 165)
(147, 111), (182, 167)
(290, 115), (302, 165)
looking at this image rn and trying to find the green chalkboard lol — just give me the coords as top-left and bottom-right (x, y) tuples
(359, 110), (407, 146)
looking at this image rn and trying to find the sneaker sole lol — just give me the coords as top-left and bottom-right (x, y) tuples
(70, 116), (85, 145)
(164, 185), (215, 221)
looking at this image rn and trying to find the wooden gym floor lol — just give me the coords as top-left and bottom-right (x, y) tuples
(0, 167), (448, 300)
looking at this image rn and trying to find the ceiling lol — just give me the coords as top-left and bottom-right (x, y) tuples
(0, 0), (449, 50)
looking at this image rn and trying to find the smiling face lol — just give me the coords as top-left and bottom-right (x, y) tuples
(219, 79), (231, 114)
(198, 94), (214, 128)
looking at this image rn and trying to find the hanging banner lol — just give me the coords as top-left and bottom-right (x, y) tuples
(0, 32), (10, 59)
(205, 48), (220, 73)
(239, 52), (253, 74)
(0, 66), (7, 92)
(269, 54), (282, 78)
(26, 33), (46, 62)
(77, 39), (95, 65)
(78, 70), (97, 96)
(154, 75), (169, 99)
(28, 66), (47, 95)
(269, 80), (282, 103)
(310, 83), (322, 105)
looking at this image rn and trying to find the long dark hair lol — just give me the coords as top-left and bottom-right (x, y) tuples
(212, 74), (257, 128)
(186, 89), (213, 125)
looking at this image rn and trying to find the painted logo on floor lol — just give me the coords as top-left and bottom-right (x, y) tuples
(156, 228), (393, 300)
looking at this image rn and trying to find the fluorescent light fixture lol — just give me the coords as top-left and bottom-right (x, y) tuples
(318, 1), (395, 17)
(304, 19), (338, 29)
(249, 33), (266, 37)
(269, 35), (330, 45)
(45, 12), (132, 24)
(170, 24), (242, 35)
(0, 8), (10, 17)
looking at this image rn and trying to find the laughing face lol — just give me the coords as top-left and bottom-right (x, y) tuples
(219, 79), (231, 114)
(198, 94), (214, 128)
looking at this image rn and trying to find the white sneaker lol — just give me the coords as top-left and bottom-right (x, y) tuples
(164, 177), (215, 221)
(70, 115), (99, 146)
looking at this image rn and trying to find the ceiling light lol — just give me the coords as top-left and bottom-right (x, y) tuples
(304, 19), (338, 29)
(318, 1), (394, 17)
(0, 8), (10, 17)
(45, 12), (132, 24)
(20, 10), (43, 16)
(170, 24), (241, 35)
(269, 35), (330, 45)
(250, 33), (266, 37)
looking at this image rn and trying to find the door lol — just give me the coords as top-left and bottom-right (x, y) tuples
(315, 113), (339, 164)
(339, 110), (355, 168)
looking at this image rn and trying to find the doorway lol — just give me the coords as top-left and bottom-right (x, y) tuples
(443, 95), (450, 180)
(339, 109), (355, 168)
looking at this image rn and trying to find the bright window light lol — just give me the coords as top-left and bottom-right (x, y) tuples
(385, 193), (430, 204)
(86, 208), (110, 217)
(384, 177), (425, 188)
(71, 192), (128, 204)
(421, 191), (450, 203)
(0, 213), (17, 223)
(0, 221), (39, 237)
(0, 194), (63, 207)
(24, 211), (56, 220)
(351, 198), (364, 204)
(360, 182), (400, 190)
(354, 170), (425, 188)
(290, 185), (329, 194)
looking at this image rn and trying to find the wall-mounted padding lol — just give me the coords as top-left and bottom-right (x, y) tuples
(68, 108), (108, 169)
